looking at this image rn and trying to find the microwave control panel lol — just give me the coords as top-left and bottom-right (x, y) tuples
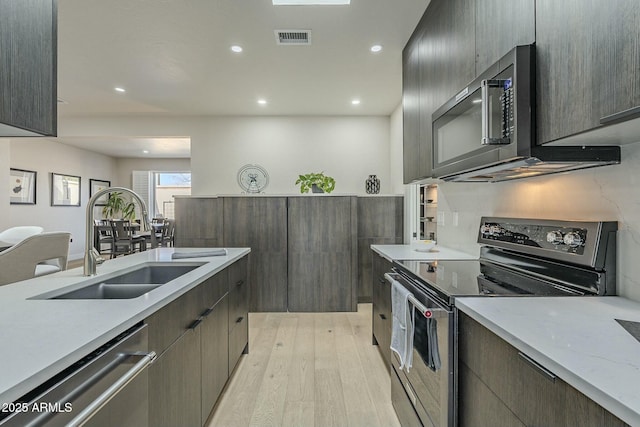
(500, 78), (514, 139)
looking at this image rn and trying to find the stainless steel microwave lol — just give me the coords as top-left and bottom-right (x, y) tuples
(431, 45), (620, 182)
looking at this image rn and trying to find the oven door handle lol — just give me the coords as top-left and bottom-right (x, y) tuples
(384, 273), (449, 319)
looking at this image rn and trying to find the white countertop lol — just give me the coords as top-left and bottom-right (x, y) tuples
(371, 244), (477, 262)
(456, 296), (640, 426)
(0, 247), (250, 405)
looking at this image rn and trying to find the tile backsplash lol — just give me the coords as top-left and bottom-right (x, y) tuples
(436, 141), (640, 302)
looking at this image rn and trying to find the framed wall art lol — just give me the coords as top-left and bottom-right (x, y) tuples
(9, 168), (37, 205)
(51, 173), (81, 207)
(90, 179), (111, 206)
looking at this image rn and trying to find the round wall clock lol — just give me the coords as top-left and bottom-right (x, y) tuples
(237, 164), (269, 193)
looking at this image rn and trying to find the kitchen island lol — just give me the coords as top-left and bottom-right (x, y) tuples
(0, 247), (249, 421)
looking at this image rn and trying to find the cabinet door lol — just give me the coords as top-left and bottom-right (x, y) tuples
(459, 313), (629, 427)
(228, 255), (249, 332)
(288, 196), (357, 312)
(371, 252), (392, 369)
(536, 0), (640, 144)
(0, 0), (56, 136)
(149, 328), (201, 427)
(174, 198), (224, 248)
(201, 297), (229, 424)
(402, 30), (424, 184)
(357, 197), (403, 302)
(475, 0), (535, 73)
(223, 197), (287, 312)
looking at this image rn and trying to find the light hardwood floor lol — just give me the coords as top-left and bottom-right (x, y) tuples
(207, 303), (400, 427)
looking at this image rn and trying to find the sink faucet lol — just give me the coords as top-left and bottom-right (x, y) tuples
(84, 187), (156, 276)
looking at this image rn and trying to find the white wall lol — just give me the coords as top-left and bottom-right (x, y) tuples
(435, 141), (640, 302)
(7, 139), (117, 260)
(60, 115), (397, 195)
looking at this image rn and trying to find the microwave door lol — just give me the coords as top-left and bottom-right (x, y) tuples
(433, 88), (485, 167)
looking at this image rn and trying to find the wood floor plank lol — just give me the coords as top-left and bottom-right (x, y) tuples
(249, 316), (299, 427)
(209, 305), (401, 427)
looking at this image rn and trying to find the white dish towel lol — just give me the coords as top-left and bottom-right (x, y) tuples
(390, 277), (415, 371)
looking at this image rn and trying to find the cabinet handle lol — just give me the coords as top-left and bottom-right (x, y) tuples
(188, 317), (203, 330)
(518, 352), (556, 383)
(200, 307), (213, 318)
(379, 314), (387, 320)
(600, 105), (640, 125)
(236, 316), (244, 324)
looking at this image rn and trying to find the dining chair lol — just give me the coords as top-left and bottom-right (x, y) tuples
(0, 232), (71, 286)
(110, 219), (145, 256)
(161, 219), (175, 247)
(94, 220), (115, 259)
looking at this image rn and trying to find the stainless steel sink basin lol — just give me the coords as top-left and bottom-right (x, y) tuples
(52, 284), (162, 300)
(101, 265), (201, 285)
(31, 262), (205, 300)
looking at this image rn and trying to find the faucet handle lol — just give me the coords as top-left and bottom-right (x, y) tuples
(91, 248), (106, 265)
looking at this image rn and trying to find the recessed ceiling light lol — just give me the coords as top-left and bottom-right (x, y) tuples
(273, 0), (350, 4)
(351, 99), (361, 105)
(257, 99), (267, 105)
(143, 150), (149, 154)
(231, 45), (243, 53)
(114, 87), (126, 93)
(370, 45), (382, 53)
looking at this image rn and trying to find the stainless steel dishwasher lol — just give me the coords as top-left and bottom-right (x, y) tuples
(0, 323), (156, 427)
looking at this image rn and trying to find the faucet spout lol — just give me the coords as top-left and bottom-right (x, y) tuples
(84, 187), (154, 276)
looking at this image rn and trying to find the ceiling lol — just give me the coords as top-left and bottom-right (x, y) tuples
(55, 0), (429, 157)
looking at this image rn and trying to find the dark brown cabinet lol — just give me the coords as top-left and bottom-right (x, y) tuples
(174, 197), (224, 248)
(475, 0), (535, 74)
(223, 197), (287, 312)
(228, 255), (249, 373)
(287, 196), (357, 312)
(458, 312), (629, 427)
(0, 0), (57, 136)
(371, 251), (392, 370)
(536, 0), (640, 144)
(147, 284), (203, 427)
(402, 29), (424, 184)
(357, 196), (403, 303)
(146, 255), (249, 427)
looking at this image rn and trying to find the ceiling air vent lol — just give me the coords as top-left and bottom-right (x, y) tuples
(275, 30), (312, 45)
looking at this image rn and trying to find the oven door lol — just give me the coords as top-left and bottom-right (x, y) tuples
(387, 273), (455, 427)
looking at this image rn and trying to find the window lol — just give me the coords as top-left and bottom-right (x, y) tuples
(155, 172), (191, 219)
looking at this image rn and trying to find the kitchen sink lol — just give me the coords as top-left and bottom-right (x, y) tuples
(31, 262), (205, 300)
(52, 283), (162, 300)
(100, 265), (202, 285)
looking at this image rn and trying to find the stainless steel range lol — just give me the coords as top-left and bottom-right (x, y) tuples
(387, 217), (617, 427)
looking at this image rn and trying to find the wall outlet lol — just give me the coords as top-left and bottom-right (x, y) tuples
(437, 211), (445, 226)
(453, 211), (459, 227)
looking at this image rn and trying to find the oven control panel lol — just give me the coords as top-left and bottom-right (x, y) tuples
(479, 221), (587, 255)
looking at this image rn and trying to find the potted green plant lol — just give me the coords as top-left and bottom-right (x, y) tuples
(102, 191), (136, 220)
(295, 172), (336, 193)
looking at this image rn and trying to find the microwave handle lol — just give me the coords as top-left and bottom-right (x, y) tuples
(481, 79), (510, 146)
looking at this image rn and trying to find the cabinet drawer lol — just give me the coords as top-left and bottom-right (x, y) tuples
(202, 269), (228, 308)
(146, 285), (203, 355)
(228, 256), (249, 333)
(228, 313), (248, 374)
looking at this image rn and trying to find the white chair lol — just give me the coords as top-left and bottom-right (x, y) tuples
(0, 232), (71, 286)
(0, 226), (44, 246)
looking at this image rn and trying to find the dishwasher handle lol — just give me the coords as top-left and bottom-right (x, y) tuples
(66, 351), (156, 427)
